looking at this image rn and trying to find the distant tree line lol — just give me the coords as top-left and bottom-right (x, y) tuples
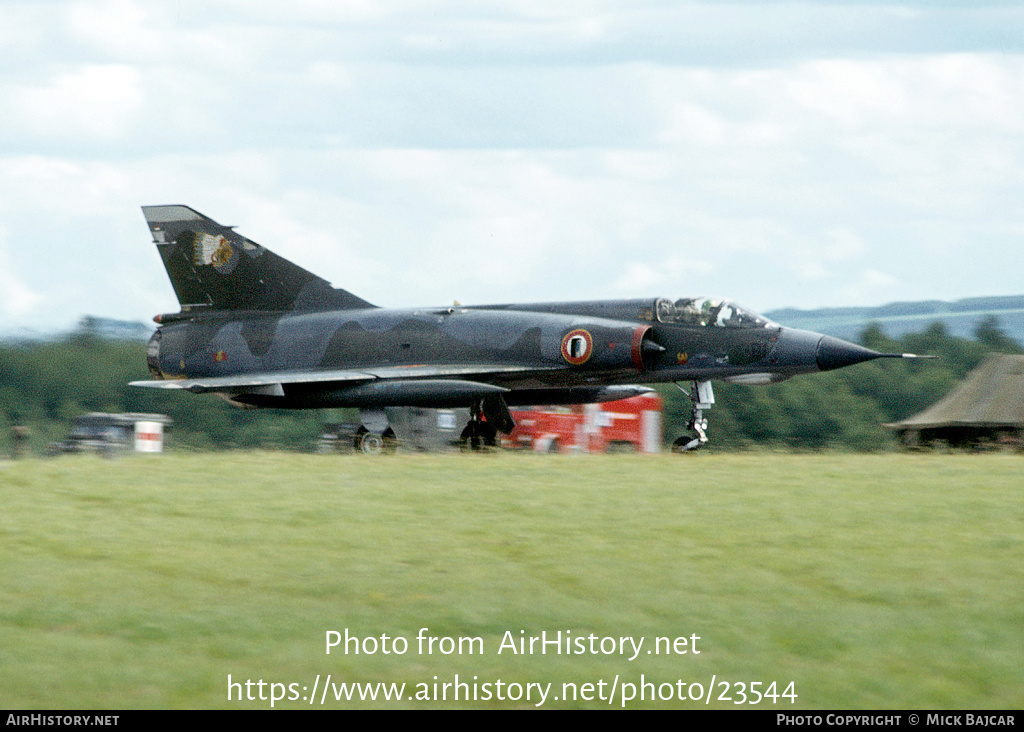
(1, 316), (1020, 455)
(0, 328), (327, 456)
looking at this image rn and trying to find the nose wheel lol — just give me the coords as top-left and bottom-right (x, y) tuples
(672, 380), (714, 453)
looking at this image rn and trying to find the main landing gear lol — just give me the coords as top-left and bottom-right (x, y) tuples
(459, 395), (514, 452)
(672, 380), (715, 453)
(354, 409), (397, 455)
(460, 419), (498, 451)
(354, 426), (397, 455)
(460, 402), (498, 452)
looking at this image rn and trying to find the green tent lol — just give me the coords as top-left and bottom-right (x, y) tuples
(888, 355), (1024, 449)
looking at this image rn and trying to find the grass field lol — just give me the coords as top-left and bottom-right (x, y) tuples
(0, 451), (1021, 709)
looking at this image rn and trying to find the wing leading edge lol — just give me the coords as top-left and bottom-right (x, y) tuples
(130, 362), (563, 394)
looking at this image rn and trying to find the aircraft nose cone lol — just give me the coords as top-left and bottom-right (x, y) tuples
(815, 335), (884, 371)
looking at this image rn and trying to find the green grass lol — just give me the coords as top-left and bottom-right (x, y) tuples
(0, 452), (1021, 708)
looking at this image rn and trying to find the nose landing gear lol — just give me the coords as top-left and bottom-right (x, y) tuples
(672, 380), (714, 453)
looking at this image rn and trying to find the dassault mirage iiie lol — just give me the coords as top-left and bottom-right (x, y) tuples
(132, 205), (930, 452)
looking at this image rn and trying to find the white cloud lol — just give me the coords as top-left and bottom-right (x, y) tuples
(612, 257), (716, 295)
(0, 156), (133, 215)
(62, 0), (165, 63)
(7, 64), (142, 140)
(822, 229), (867, 262)
(0, 1), (1023, 330)
(0, 227), (43, 319)
(839, 268), (904, 304)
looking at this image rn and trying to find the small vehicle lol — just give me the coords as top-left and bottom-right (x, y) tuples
(48, 413), (171, 456)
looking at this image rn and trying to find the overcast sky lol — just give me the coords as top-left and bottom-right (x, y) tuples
(2, 0), (1022, 333)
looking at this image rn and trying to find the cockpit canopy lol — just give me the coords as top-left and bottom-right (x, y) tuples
(655, 297), (778, 329)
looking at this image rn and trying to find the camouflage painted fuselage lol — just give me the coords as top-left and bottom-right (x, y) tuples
(148, 298), (835, 411)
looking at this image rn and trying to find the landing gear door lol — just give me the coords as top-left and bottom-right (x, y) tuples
(695, 380), (715, 408)
(146, 330), (162, 378)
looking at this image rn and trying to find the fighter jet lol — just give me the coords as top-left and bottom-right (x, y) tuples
(131, 205), (930, 453)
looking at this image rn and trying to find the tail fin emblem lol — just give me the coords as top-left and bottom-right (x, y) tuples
(194, 234), (238, 273)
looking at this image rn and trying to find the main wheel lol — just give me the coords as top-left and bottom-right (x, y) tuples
(356, 430), (385, 455)
(354, 427), (398, 455)
(460, 421), (497, 452)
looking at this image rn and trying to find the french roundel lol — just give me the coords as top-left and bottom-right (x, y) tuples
(561, 329), (593, 365)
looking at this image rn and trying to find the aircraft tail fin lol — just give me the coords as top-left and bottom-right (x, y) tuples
(142, 205), (375, 313)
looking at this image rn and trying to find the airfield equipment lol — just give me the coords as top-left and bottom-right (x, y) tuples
(505, 392), (663, 454)
(47, 413), (171, 456)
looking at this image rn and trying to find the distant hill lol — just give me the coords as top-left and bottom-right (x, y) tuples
(767, 295), (1024, 345)
(0, 317), (153, 343)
